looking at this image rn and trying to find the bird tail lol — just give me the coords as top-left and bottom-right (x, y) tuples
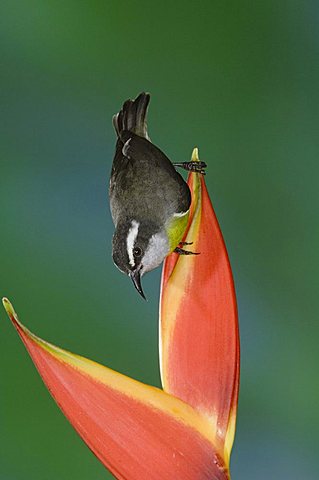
(113, 92), (150, 139)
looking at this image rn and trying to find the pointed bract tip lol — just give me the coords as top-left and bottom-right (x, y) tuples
(2, 298), (26, 333)
(2, 297), (16, 319)
(191, 147), (200, 162)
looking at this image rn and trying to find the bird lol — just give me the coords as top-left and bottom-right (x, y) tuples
(109, 92), (206, 299)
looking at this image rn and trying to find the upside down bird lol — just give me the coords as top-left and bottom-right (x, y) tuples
(109, 92), (206, 299)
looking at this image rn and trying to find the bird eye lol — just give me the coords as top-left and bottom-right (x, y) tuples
(133, 246), (142, 257)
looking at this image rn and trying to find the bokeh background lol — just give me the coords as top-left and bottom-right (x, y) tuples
(1, 1), (318, 479)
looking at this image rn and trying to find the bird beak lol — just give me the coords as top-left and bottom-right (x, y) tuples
(129, 269), (146, 300)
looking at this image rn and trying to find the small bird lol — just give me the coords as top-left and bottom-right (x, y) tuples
(109, 92), (206, 299)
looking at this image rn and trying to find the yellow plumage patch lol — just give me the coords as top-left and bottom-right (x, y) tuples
(166, 211), (190, 252)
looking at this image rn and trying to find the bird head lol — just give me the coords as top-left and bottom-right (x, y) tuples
(112, 219), (170, 299)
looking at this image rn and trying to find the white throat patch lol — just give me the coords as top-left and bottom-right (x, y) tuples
(142, 231), (169, 273)
(126, 220), (140, 267)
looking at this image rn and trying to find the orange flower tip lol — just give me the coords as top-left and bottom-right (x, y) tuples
(2, 297), (27, 334)
(2, 297), (16, 321)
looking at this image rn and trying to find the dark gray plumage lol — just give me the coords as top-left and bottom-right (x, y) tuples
(110, 94), (190, 226)
(109, 92), (191, 297)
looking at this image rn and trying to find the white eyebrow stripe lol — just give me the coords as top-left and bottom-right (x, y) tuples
(127, 220), (140, 267)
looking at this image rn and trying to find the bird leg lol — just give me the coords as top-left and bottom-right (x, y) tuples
(173, 161), (207, 175)
(174, 246), (200, 255)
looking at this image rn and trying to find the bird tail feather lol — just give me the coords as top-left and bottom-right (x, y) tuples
(113, 92), (150, 139)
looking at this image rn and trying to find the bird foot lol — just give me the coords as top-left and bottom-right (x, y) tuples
(174, 246), (200, 255)
(173, 161), (207, 175)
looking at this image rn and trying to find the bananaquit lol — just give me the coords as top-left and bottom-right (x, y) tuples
(109, 92), (206, 299)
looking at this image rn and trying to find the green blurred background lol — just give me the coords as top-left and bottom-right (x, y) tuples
(1, 1), (318, 478)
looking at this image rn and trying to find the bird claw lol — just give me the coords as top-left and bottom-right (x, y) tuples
(173, 161), (207, 175)
(174, 246), (200, 255)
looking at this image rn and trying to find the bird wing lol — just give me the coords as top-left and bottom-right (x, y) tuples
(119, 132), (191, 215)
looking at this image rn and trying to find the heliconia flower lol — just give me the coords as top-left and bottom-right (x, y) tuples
(160, 148), (240, 464)
(2, 148), (239, 480)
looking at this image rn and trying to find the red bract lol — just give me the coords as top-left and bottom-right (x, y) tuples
(160, 148), (240, 462)
(2, 148), (239, 480)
